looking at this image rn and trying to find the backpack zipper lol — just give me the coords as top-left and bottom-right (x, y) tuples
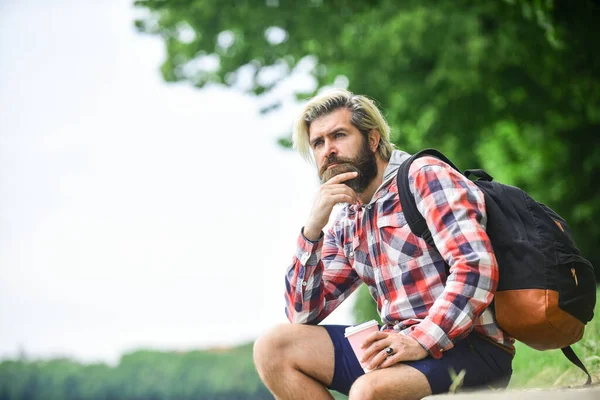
(571, 267), (579, 286)
(554, 219), (565, 232)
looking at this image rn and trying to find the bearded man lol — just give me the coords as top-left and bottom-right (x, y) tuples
(253, 89), (514, 400)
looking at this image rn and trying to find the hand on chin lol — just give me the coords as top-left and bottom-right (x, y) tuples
(320, 163), (359, 183)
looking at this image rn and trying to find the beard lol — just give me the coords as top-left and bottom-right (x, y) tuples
(318, 137), (378, 194)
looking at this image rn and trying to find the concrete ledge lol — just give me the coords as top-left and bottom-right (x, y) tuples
(424, 384), (600, 399)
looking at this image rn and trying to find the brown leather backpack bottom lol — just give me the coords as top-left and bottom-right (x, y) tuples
(495, 289), (585, 350)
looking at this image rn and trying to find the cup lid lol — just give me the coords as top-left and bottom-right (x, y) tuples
(344, 320), (379, 337)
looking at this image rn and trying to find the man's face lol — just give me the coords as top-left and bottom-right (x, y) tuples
(308, 108), (378, 193)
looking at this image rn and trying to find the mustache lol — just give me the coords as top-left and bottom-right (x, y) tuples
(318, 154), (356, 177)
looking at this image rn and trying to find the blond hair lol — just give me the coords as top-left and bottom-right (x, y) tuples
(292, 89), (394, 163)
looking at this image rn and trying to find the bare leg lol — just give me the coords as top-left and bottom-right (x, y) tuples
(348, 363), (432, 400)
(253, 323), (336, 400)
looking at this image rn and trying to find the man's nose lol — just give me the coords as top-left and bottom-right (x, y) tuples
(323, 139), (337, 157)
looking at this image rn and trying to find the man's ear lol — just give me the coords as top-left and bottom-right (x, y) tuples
(368, 129), (381, 152)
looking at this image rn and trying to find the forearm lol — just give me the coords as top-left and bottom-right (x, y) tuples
(302, 224), (323, 242)
(407, 249), (498, 358)
(284, 227), (360, 324)
(286, 171), (360, 322)
(284, 228), (329, 324)
(407, 160), (499, 357)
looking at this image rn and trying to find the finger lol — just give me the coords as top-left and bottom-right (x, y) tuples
(319, 189), (359, 206)
(361, 331), (388, 349)
(321, 185), (358, 196)
(326, 194), (357, 205)
(324, 171), (358, 185)
(378, 351), (401, 369)
(361, 344), (387, 366)
(367, 346), (394, 370)
(360, 338), (390, 364)
(321, 186), (359, 202)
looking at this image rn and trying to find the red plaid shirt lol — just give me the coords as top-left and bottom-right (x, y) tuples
(285, 150), (515, 358)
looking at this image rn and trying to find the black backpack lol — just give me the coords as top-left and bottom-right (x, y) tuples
(397, 149), (597, 384)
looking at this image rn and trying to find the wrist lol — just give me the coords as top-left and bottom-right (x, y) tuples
(303, 225), (323, 242)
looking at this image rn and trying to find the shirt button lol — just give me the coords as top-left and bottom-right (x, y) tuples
(349, 251), (354, 258)
(366, 204), (372, 210)
(302, 281), (307, 286)
(384, 299), (389, 304)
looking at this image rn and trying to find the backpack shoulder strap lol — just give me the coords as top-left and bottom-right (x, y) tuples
(562, 346), (592, 385)
(396, 148), (460, 248)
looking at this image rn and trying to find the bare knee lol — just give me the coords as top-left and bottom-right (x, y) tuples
(348, 368), (431, 400)
(253, 324), (296, 379)
(348, 374), (380, 400)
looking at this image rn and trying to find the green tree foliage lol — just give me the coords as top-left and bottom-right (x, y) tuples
(134, 0), (600, 321)
(0, 344), (271, 400)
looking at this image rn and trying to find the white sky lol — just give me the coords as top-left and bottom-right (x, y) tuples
(0, 0), (355, 364)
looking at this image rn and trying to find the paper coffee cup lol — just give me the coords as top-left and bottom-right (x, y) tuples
(344, 320), (379, 373)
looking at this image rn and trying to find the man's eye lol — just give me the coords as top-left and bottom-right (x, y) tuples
(334, 132), (345, 138)
(313, 140), (323, 148)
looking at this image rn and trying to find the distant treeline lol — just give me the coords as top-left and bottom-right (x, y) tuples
(0, 343), (272, 400)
